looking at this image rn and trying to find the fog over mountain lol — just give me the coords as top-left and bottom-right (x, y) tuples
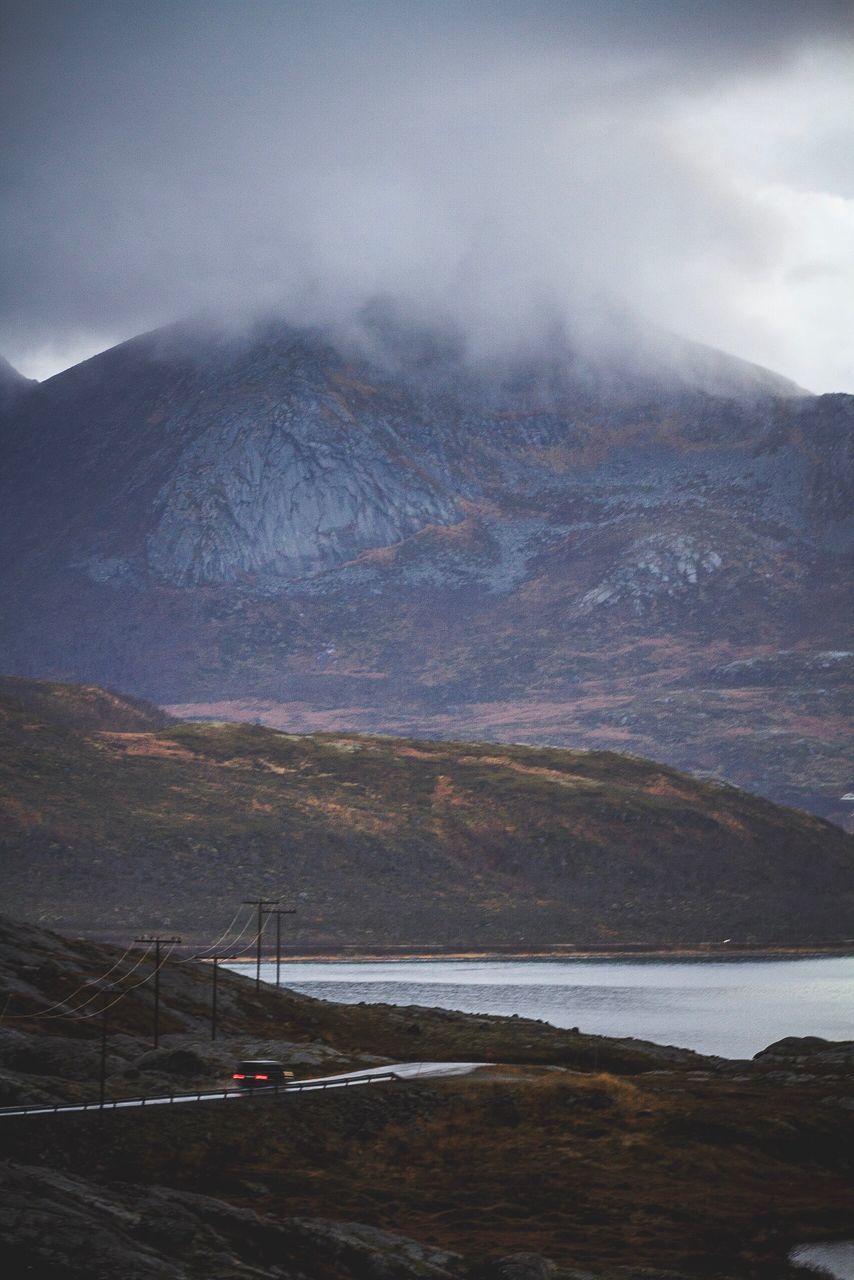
(2, 0), (853, 390)
(1, 2), (851, 831)
(1, 307), (851, 827)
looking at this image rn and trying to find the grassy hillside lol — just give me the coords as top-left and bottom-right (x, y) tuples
(2, 678), (852, 944)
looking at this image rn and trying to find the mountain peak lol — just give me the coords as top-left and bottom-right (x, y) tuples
(0, 310), (848, 827)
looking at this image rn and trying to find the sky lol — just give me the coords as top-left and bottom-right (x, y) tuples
(1, 0), (853, 391)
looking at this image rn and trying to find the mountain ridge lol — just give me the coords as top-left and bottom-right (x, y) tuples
(0, 314), (850, 823)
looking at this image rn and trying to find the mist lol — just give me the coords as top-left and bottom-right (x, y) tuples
(2, 0), (852, 390)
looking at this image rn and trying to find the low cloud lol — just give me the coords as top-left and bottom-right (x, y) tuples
(2, 0), (852, 389)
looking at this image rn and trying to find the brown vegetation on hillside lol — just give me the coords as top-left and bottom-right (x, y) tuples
(1, 679), (852, 945)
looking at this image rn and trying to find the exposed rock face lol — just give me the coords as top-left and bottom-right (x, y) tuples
(143, 346), (460, 585)
(752, 1037), (854, 1074)
(0, 1159), (750, 1279)
(0, 1162), (465, 1280)
(481, 1254), (558, 1280)
(578, 535), (726, 612)
(0, 316), (850, 821)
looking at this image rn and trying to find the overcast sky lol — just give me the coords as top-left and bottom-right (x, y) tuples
(2, 0), (853, 391)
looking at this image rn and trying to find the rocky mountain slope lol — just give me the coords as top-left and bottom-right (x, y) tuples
(0, 316), (851, 823)
(2, 678), (852, 945)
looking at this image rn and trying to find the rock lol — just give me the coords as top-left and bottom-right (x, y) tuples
(134, 1046), (221, 1079)
(0, 1030), (121, 1082)
(146, 409), (459, 586)
(0, 1160), (465, 1280)
(483, 1253), (557, 1279)
(0, 1065), (70, 1108)
(286, 1216), (463, 1278)
(753, 1037), (854, 1074)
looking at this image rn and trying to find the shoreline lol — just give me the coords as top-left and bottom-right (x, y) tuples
(68, 929), (854, 962)
(218, 943), (854, 964)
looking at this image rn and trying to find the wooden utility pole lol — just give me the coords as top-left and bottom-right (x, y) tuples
(209, 953), (237, 1041)
(242, 900), (279, 990)
(99, 986), (110, 1108)
(261, 907), (296, 988)
(134, 936), (182, 1047)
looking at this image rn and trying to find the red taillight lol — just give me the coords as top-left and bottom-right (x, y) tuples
(232, 1073), (245, 1080)
(254, 1073), (269, 1081)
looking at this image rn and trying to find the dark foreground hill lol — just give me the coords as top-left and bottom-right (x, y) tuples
(2, 678), (852, 945)
(0, 315), (851, 824)
(0, 915), (852, 1279)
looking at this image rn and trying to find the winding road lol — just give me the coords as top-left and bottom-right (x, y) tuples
(0, 1062), (485, 1120)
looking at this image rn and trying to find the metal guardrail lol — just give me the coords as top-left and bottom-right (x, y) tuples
(0, 1071), (399, 1119)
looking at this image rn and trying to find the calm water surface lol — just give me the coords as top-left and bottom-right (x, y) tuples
(229, 955), (854, 1059)
(790, 1242), (854, 1280)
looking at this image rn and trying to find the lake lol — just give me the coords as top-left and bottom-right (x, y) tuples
(229, 955), (854, 1059)
(790, 1242), (854, 1280)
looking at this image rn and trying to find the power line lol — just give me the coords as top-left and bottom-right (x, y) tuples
(38, 944), (154, 1018)
(97, 984), (111, 1108)
(1, 941), (147, 1021)
(4, 887), (300, 1033)
(182, 905), (256, 963)
(261, 907), (296, 988)
(191, 904), (245, 957)
(176, 903), (251, 963)
(46, 945), (179, 1023)
(243, 900), (279, 990)
(134, 936), (182, 1046)
(208, 953), (238, 1041)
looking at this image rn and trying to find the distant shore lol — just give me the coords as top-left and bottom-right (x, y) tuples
(71, 930), (854, 961)
(218, 942), (854, 964)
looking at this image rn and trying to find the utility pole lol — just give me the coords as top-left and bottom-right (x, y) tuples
(262, 907), (296, 988)
(89, 976), (118, 1110)
(242, 900), (279, 990)
(99, 985), (110, 1108)
(209, 954), (237, 1041)
(134, 936), (182, 1048)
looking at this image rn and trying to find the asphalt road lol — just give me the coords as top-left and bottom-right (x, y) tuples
(0, 1061), (485, 1119)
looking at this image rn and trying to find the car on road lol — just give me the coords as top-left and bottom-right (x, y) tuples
(232, 1059), (294, 1088)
